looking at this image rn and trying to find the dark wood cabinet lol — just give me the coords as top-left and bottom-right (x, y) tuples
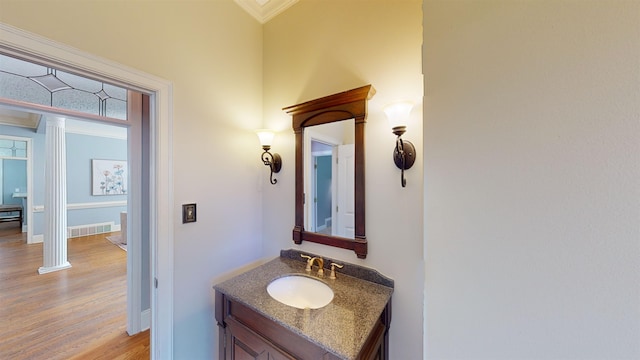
(223, 315), (294, 360)
(216, 291), (391, 360)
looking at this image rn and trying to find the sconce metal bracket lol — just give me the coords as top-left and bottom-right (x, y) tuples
(261, 150), (282, 185)
(270, 153), (282, 173)
(393, 139), (416, 187)
(393, 139), (416, 169)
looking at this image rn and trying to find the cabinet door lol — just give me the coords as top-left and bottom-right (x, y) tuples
(225, 317), (295, 360)
(357, 319), (386, 360)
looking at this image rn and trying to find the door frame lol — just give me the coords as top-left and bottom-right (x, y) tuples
(0, 135), (32, 241)
(0, 23), (174, 359)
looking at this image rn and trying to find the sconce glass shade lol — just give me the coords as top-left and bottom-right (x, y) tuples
(256, 129), (275, 149)
(383, 101), (414, 134)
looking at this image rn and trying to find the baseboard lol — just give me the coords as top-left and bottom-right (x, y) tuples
(30, 234), (43, 244)
(67, 221), (118, 238)
(141, 308), (151, 331)
(38, 262), (72, 274)
(30, 223), (121, 244)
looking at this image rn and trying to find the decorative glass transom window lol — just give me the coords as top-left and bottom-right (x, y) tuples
(0, 53), (127, 120)
(0, 138), (27, 158)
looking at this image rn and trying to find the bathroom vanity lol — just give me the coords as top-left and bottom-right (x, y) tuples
(214, 250), (394, 360)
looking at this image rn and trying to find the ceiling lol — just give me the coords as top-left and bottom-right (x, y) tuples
(0, 106), (127, 139)
(0, 107), (40, 129)
(0, 0), (297, 133)
(234, 0), (298, 24)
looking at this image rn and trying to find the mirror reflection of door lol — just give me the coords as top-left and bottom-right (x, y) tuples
(336, 143), (355, 238)
(312, 141), (333, 235)
(304, 120), (354, 238)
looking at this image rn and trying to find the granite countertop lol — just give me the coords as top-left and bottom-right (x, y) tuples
(214, 250), (394, 360)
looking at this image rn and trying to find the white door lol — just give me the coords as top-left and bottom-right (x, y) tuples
(336, 144), (355, 238)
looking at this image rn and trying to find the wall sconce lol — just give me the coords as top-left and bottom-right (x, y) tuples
(256, 129), (282, 185)
(383, 102), (416, 187)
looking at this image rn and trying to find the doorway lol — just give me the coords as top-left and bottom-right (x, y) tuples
(0, 23), (174, 358)
(310, 140), (333, 234)
(0, 101), (143, 329)
(0, 135), (32, 243)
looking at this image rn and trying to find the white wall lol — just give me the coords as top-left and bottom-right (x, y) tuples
(0, 2), (264, 359)
(424, 1), (640, 359)
(263, 1), (424, 358)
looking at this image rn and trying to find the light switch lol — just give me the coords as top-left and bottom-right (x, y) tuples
(182, 203), (196, 223)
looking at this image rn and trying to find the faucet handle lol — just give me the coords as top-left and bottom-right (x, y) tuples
(329, 263), (344, 280)
(301, 254), (312, 271)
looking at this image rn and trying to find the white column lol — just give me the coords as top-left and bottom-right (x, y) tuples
(39, 117), (71, 274)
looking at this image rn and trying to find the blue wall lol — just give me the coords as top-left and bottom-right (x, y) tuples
(2, 159), (26, 205)
(0, 124), (127, 234)
(66, 132), (127, 228)
(315, 155), (332, 228)
(66, 133), (127, 203)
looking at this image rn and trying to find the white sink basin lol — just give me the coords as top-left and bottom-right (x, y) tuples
(267, 275), (334, 309)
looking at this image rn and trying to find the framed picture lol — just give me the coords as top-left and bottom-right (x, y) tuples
(182, 203), (197, 223)
(92, 159), (127, 196)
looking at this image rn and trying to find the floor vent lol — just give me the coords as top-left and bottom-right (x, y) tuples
(67, 222), (115, 238)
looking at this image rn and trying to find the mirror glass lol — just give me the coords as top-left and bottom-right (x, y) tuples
(303, 120), (355, 238)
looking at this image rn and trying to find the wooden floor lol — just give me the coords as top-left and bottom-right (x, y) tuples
(0, 223), (149, 360)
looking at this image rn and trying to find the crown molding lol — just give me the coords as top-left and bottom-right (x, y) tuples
(234, 0), (298, 24)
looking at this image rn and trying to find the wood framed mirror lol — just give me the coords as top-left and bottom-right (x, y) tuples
(284, 85), (375, 259)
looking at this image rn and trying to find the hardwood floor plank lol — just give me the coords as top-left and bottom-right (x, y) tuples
(0, 232), (149, 360)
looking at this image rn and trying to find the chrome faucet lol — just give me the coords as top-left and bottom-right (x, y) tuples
(301, 254), (324, 276)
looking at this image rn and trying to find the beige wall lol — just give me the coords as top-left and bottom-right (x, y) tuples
(6, 0), (635, 359)
(1, 1), (264, 358)
(424, 1), (640, 358)
(263, 1), (424, 358)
